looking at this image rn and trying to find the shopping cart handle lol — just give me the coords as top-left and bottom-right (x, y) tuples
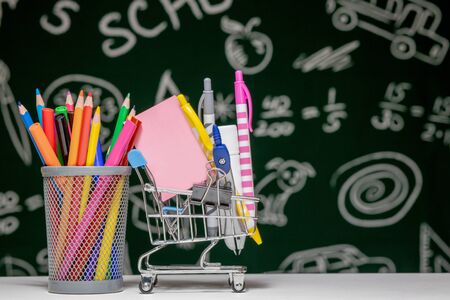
(128, 149), (147, 168)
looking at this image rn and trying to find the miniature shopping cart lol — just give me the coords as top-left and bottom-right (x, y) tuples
(128, 150), (259, 293)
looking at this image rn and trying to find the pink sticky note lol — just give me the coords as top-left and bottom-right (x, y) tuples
(135, 96), (208, 201)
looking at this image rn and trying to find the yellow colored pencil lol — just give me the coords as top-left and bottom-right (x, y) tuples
(94, 177), (125, 280)
(78, 107), (101, 221)
(67, 91), (84, 166)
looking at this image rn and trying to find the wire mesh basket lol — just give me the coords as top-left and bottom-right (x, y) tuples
(41, 166), (131, 294)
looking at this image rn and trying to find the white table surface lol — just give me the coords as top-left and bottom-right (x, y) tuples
(0, 274), (449, 299)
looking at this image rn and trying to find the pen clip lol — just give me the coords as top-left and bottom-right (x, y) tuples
(242, 84), (253, 132)
(197, 94), (205, 123)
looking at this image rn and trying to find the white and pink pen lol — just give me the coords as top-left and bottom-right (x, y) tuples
(234, 70), (262, 245)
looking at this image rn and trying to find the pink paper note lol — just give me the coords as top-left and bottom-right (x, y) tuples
(135, 96), (208, 201)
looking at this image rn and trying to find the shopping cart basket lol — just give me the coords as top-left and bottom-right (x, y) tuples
(128, 150), (259, 293)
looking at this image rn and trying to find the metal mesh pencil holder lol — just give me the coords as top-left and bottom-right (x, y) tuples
(41, 166), (131, 294)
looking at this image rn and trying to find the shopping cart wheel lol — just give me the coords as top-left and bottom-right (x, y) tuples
(231, 274), (245, 293)
(139, 276), (154, 294)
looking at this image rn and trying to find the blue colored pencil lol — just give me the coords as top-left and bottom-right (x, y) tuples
(36, 88), (45, 126)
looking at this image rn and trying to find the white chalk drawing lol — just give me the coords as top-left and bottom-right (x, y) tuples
(155, 69), (180, 104)
(0, 255), (37, 276)
(0, 60), (32, 165)
(421, 96), (450, 146)
(40, 0), (80, 35)
(43, 74), (123, 151)
(255, 95), (295, 138)
(24, 194), (43, 211)
(214, 92), (235, 122)
(278, 244), (396, 273)
(254, 121), (295, 138)
(99, 0), (232, 58)
(0, 0), (18, 28)
(372, 82), (414, 132)
(420, 223), (450, 273)
(326, 0), (449, 65)
(260, 95), (294, 119)
(292, 40), (360, 73)
(330, 152), (422, 228)
(255, 158), (316, 227)
(0, 191), (21, 236)
(36, 248), (48, 273)
(301, 87), (348, 133)
(0, 190), (22, 216)
(221, 16), (273, 75)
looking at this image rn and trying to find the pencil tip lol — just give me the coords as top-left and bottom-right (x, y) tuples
(17, 101), (22, 106)
(126, 93), (130, 99)
(79, 90), (84, 97)
(36, 88), (40, 95)
(87, 92), (92, 98)
(67, 90), (71, 96)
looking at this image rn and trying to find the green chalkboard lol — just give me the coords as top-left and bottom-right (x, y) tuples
(0, 0), (449, 276)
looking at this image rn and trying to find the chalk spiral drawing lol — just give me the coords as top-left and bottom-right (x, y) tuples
(43, 74), (123, 150)
(0, 0), (18, 28)
(221, 15), (273, 75)
(0, 60), (32, 166)
(292, 40), (360, 73)
(278, 244), (396, 273)
(420, 223), (450, 273)
(326, 0), (449, 65)
(99, 0), (233, 58)
(330, 152), (422, 228)
(255, 158), (315, 227)
(40, 0), (80, 35)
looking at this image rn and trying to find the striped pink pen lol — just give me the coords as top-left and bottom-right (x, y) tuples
(234, 70), (262, 245)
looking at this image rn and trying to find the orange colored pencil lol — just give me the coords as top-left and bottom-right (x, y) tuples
(29, 123), (61, 167)
(76, 92), (93, 166)
(67, 91), (84, 166)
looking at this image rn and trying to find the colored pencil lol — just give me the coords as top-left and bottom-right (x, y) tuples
(120, 116), (141, 165)
(18, 102), (45, 164)
(78, 107), (101, 221)
(67, 91), (84, 166)
(65, 91), (74, 112)
(76, 92), (93, 166)
(42, 108), (57, 153)
(29, 123), (60, 167)
(106, 93), (130, 158)
(36, 88), (45, 126)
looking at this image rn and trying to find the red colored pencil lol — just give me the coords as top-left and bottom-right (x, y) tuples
(76, 92), (93, 166)
(42, 108), (57, 153)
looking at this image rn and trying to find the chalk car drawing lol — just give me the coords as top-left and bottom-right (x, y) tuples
(255, 158), (315, 227)
(279, 244), (396, 273)
(326, 0), (449, 65)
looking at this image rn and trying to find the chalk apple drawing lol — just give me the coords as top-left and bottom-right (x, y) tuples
(221, 15), (273, 75)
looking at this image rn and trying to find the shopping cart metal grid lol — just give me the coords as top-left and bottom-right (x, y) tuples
(130, 153), (259, 294)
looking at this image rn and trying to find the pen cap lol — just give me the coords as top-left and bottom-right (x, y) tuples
(218, 125), (239, 156)
(203, 78), (214, 114)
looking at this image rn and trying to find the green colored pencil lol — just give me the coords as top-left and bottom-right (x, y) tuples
(106, 93), (130, 158)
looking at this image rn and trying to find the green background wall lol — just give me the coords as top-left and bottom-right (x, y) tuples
(0, 0), (449, 275)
